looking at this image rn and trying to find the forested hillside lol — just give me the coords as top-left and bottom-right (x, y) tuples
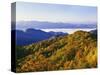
(16, 30), (97, 72)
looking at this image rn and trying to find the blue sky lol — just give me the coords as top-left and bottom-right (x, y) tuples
(16, 2), (97, 24)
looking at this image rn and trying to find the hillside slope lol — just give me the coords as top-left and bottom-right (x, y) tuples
(16, 30), (97, 72)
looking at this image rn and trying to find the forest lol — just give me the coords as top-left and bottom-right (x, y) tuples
(16, 30), (97, 72)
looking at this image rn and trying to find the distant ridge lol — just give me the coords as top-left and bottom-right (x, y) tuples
(12, 28), (67, 46)
(16, 21), (97, 30)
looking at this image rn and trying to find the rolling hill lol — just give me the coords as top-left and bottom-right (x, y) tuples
(16, 30), (97, 72)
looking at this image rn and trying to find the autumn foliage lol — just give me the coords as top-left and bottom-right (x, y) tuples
(16, 31), (97, 72)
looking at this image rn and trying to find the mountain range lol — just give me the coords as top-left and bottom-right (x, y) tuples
(12, 28), (97, 46)
(12, 28), (67, 46)
(15, 21), (97, 30)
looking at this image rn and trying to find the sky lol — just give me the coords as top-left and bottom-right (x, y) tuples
(16, 2), (97, 24)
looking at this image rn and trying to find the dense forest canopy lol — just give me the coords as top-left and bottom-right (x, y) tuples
(16, 30), (97, 72)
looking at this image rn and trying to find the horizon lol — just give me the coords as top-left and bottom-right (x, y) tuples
(16, 20), (97, 24)
(15, 20), (97, 30)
